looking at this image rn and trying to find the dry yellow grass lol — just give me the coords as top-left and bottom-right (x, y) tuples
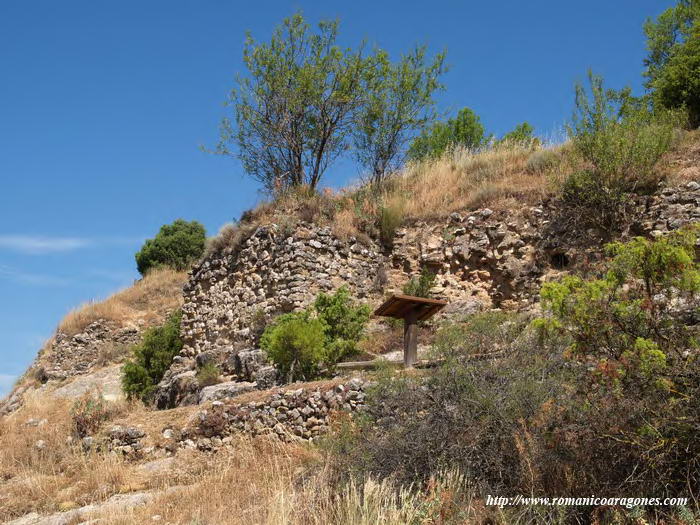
(96, 444), (472, 525)
(0, 389), (476, 525)
(57, 267), (186, 336)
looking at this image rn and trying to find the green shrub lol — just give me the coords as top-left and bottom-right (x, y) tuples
(563, 72), (684, 234)
(535, 225), (700, 392)
(260, 311), (327, 382)
(196, 362), (221, 387)
(122, 310), (183, 402)
(402, 268), (436, 298)
(262, 287), (370, 381)
(408, 107), (489, 161)
(314, 286), (371, 362)
(135, 219), (206, 275)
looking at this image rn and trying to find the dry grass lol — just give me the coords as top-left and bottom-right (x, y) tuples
(57, 267), (186, 336)
(0, 388), (476, 525)
(188, 130), (700, 257)
(97, 444), (473, 525)
(659, 128), (700, 185)
(0, 394), (133, 520)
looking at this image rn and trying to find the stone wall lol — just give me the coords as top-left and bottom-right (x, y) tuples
(157, 183), (700, 407)
(184, 378), (368, 447)
(180, 224), (382, 356)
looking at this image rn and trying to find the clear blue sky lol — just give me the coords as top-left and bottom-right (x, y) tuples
(0, 0), (672, 395)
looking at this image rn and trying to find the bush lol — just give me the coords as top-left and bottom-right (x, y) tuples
(261, 287), (370, 381)
(564, 72), (683, 233)
(328, 311), (560, 489)
(378, 200), (405, 248)
(314, 286), (371, 362)
(535, 225), (700, 392)
(329, 233), (700, 520)
(525, 148), (560, 173)
(135, 219), (206, 275)
(402, 268), (436, 298)
(408, 107), (488, 161)
(196, 362), (221, 387)
(260, 311), (327, 382)
(71, 392), (111, 438)
(122, 310), (183, 402)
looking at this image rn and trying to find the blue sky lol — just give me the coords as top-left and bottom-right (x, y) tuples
(0, 0), (672, 395)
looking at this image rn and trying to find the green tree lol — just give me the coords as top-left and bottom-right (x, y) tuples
(408, 107), (488, 161)
(563, 71), (682, 233)
(122, 310), (183, 402)
(353, 46), (446, 182)
(218, 13), (370, 192)
(643, 0), (699, 87)
(652, 23), (700, 127)
(644, 1), (700, 126)
(135, 219), (206, 275)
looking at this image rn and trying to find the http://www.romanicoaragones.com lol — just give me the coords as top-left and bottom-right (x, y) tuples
(486, 495), (689, 509)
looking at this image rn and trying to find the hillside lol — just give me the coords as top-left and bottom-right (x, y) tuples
(1, 133), (700, 524)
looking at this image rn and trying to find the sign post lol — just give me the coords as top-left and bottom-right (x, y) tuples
(374, 294), (447, 368)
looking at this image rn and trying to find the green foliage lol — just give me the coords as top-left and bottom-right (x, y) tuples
(196, 362), (221, 387)
(408, 107), (488, 161)
(643, 0), (698, 84)
(498, 121), (538, 147)
(122, 310), (183, 402)
(643, 0), (700, 125)
(536, 227), (700, 390)
(135, 219), (206, 276)
(261, 287), (370, 381)
(314, 286), (371, 362)
(218, 12), (369, 191)
(402, 268), (436, 298)
(651, 22), (700, 128)
(260, 311), (327, 382)
(564, 71), (683, 233)
(353, 46), (447, 182)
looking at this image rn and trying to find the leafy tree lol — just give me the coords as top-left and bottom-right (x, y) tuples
(652, 23), (700, 127)
(643, 0), (699, 87)
(408, 107), (488, 161)
(353, 46), (446, 182)
(135, 219), (206, 275)
(563, 71), (682, 233)
(535, 226), (700, 391)
(122, 310), (183, 402)
(218, 13), (370, 192)
(644, 1), (700, 126)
